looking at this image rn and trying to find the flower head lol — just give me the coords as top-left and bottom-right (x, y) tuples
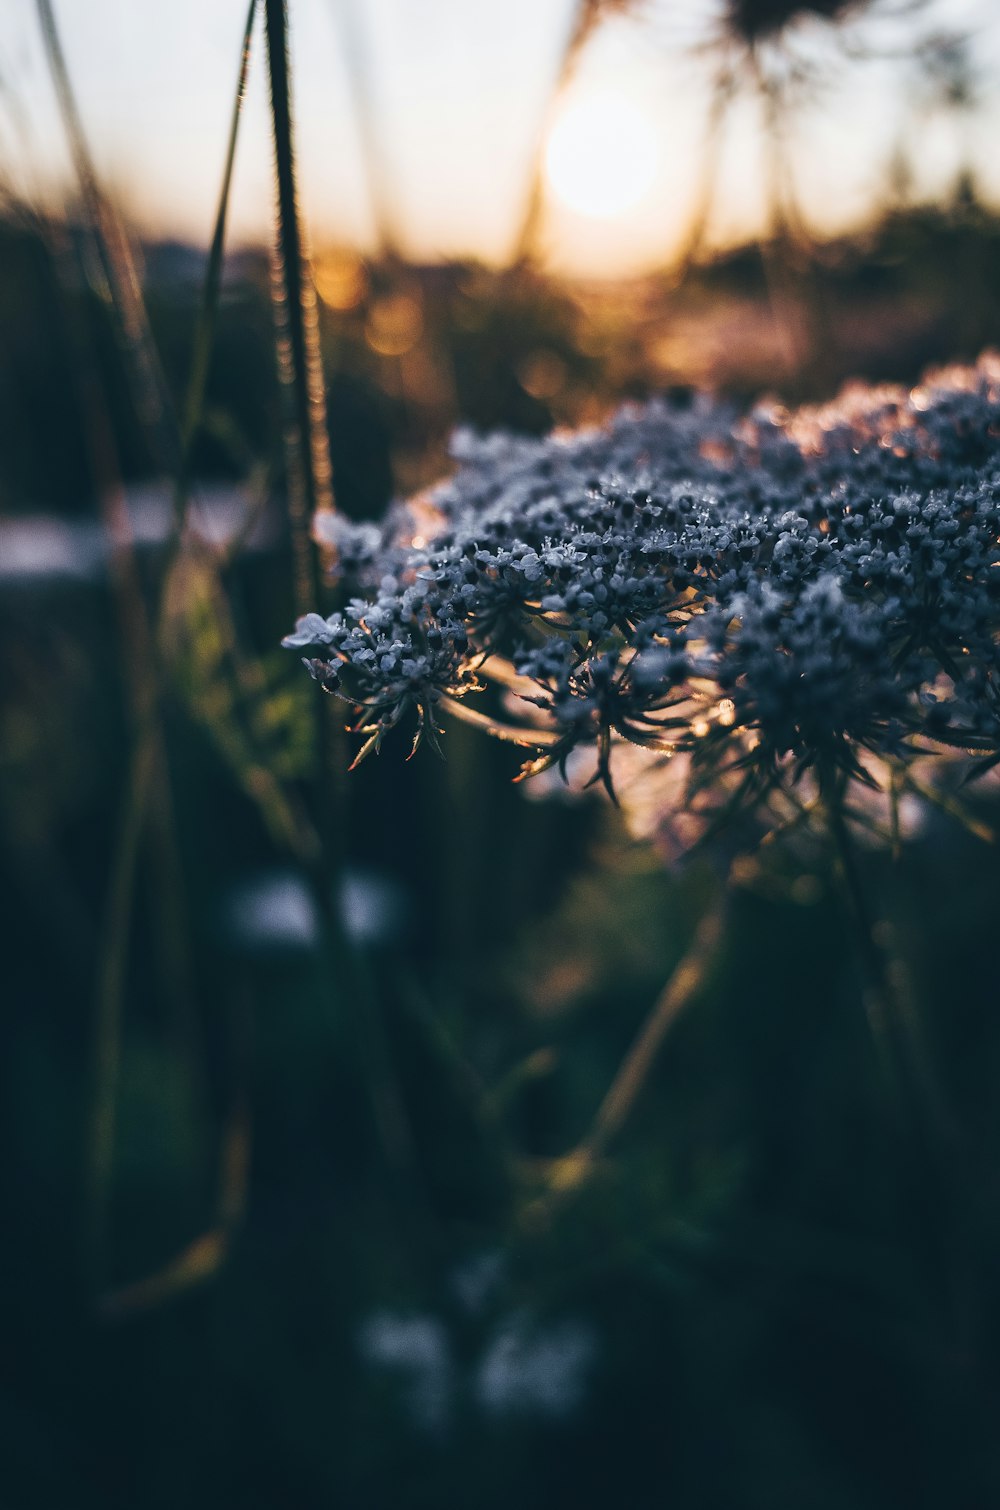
(286, 355), (1000, 840)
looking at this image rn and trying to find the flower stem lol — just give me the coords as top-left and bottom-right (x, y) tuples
(438, 693), (563, 747)
(533, 877), (728, 1217)
(580, 894), (726, 1164)
(825, 790), (957, 1182)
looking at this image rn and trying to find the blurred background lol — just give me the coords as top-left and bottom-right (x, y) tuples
(4, 1), (1000, 1506)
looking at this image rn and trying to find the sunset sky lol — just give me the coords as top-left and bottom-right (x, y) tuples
(4, 0), (1000, 276)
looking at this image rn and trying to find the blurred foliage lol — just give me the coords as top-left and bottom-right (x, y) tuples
(4, 188), (1000, 514)
(4, 178), (1000, 1507)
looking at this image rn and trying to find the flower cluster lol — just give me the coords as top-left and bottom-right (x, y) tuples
(286, 356), (1000, 834)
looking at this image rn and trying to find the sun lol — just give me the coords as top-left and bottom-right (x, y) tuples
(544, 89), (660, 220)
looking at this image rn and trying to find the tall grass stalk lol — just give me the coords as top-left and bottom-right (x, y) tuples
(35, 0), (316, 1301)
(39, 0), (312, 862)
(41, 0), (328, 860)
(264, 0), (335, 616)
(175, 0), (259, 523)
(514, 0), (637, 263)
(35, 0), (180, 473)
(30, 138), (178, 1300)
(330, 0), (400, 255)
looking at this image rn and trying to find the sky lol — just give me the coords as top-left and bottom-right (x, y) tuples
(3, 0), (1000, 277)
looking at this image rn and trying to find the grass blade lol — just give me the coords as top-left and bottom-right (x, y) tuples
(35, 0), (180, 472)
(264, 0), (336, 614)
(176, 0), (260, 513)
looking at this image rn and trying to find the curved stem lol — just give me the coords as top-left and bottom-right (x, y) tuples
(512, 0), (610, 264)
(438, 693), (563, 747)
(176, 0), (259, 514)
(534, 876), (728, 1216)
(580, 894), (726, 1164)
(35, 0), (179, 471)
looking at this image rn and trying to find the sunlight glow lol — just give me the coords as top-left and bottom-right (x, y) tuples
(544, 90), (660, 220)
